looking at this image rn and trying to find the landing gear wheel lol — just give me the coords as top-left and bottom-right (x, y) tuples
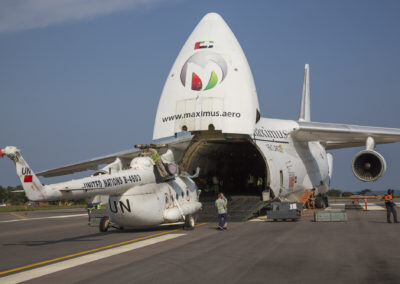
(183, 215), (195, 230)
(99, 216), (109, 232)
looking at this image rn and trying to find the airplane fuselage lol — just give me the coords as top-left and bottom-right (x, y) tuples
(253, 118), (329, 199)
(179, 117), (329, 201)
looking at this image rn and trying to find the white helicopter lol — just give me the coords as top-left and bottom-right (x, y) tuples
(3, 12), (400, 228)
(0, 145), (201, 231)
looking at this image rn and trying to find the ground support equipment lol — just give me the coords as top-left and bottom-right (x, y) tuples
(266, 202), (302, 222)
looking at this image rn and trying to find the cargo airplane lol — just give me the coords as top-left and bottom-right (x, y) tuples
(3, 13), (400, 228)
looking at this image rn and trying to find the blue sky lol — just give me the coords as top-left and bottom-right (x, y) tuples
(1, 0), (399, 192)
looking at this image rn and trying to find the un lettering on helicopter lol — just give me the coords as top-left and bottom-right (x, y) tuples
(2, 13), (400, 231)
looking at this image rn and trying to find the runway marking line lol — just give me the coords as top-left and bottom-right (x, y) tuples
(0, 222), (207, 277)
(9, 212), (28, 220)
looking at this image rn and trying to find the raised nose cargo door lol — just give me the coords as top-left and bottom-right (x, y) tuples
(153, 13), (259, 140)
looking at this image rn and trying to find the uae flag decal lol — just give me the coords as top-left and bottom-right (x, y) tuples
(24, 175), (33, 183)
(194, 41), (214, 50)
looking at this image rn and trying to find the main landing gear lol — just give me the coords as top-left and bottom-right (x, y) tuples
(99, 216), (124, 232)
(99, 216), (110, 232)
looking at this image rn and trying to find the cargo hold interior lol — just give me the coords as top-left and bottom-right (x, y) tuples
(180, 137), (267, 196)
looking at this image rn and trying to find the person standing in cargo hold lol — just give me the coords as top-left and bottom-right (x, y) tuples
(247, 174), (255, 191)
(257, 176), (264, 195)
(257, 177), (263, 190)
(385, 189), (398, 223)
(212, 175), (220, 194)
(215, 193), (228, 230)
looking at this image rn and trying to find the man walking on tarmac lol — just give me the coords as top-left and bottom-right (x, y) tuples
(385, 189), (398, 223)
(215, 193), (228, 230)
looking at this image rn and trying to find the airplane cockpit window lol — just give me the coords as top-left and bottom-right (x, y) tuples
(186, 190), (189, 197)
(165, 195), (168, 204)
(176, 193), (179, 200)
(181, 192), (184, 198)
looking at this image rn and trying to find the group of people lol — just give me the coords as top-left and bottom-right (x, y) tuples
(214, 188), (397, 230)
(247, 174), (264, 191)
(90, 146), (399, 229)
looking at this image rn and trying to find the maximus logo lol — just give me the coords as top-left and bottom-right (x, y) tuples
(180, 51), (228, 91)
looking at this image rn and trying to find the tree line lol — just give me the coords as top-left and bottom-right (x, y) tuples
(0, 185), (87, 206)
(327, 189), (373, 197)
(0, 185), (27, 205)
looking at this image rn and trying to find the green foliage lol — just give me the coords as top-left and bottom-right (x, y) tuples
(327, 189), (342, 197)
(0, 185), (87, 207)
(0, 185), (28, 205)
(342, 191), (354, 197)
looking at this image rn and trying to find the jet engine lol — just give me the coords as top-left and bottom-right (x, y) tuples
(352, 150), (386, 182)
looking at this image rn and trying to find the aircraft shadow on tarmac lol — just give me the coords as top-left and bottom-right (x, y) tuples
(3, 232), (109, 247)
(3, 225), (185, 247)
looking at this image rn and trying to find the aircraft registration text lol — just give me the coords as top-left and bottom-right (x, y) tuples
(83, 174), (142, 189)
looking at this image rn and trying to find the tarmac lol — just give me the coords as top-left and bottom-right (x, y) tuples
(0, 199), (399, 284)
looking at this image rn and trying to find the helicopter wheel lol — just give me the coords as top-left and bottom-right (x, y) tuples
(99, 216), (109, 232)
(183, 215), (195, 230)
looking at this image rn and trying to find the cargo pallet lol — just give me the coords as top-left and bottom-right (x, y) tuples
(314, 209), (347, 222)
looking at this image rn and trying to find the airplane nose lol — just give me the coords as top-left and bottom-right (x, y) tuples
(0, 148), (4, 158)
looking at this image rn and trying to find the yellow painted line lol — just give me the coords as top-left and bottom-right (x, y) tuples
(0, 222), (207, 276)
(9, 212), (27, 220)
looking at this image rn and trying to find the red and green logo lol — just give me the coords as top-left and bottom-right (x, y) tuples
(180, 51), (227, 91)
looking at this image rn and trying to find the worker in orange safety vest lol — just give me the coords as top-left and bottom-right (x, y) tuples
(385, 189), (398, 223)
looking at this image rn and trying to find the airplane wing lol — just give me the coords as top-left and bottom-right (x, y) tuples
(292, 121), (400, 150)
(36, 135), (193, 177)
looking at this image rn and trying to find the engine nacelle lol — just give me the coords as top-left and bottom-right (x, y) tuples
(352, 150), (386, 182)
